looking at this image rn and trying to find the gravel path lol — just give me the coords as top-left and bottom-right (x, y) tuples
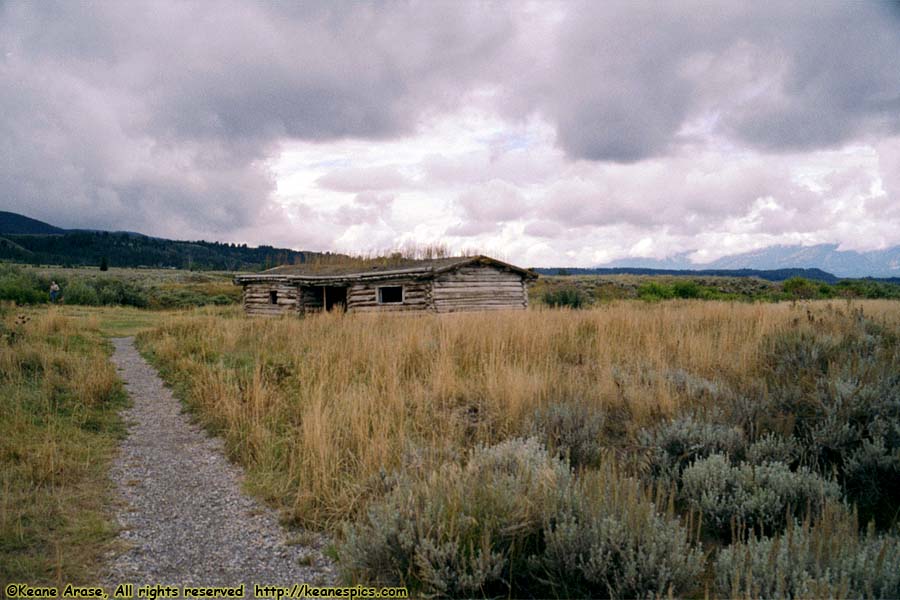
(102, 337), (335, 592)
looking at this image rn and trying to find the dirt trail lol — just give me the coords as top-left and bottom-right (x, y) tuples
(102, 337), (334, 591)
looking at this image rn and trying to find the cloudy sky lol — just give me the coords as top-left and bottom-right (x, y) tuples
(2, 1), (899, 267)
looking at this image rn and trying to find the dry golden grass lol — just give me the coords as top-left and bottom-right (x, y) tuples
(0, 307), (126, 585)
(138, 299), (900, 530)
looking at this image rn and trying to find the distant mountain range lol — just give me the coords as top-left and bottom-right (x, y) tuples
(597, 244), (900, 279)
(533, 266), (845, 283)
(0, 210), (324, 271)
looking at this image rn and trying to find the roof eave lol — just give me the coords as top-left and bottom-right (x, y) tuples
(432, 255), (538, 280)
(234, 255), (538, 283)
(234, 266), (436, 285)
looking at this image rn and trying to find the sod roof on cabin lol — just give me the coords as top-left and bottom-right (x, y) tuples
(235, 255), (536, 281)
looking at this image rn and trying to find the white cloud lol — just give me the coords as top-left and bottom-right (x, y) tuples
(316, 166), (411, 193)
(266, 96), (900, 266)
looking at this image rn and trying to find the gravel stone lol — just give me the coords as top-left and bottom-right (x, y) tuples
(102, 337), (335, 593)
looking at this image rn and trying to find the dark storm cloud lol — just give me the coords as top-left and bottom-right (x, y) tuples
(538, 3), (704, 162)
(534, 1), (900, 162)
(0, 0), (512, 237)
(719, 3), (900, 152)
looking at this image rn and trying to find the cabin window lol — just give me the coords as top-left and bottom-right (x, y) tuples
(378, 285), (403, 304)
(269, 290), (278, 304)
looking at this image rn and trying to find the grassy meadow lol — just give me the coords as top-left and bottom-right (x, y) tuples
(138, 299), (900, 596)
(0, 306), (127, 586)
(0, 263), (241, 308)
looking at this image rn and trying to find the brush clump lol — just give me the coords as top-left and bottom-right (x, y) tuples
(715, 502), (900, 599)
(339, 438), (703, 598)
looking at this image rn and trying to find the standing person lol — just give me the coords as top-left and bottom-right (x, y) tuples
(49, 281), (60, 303)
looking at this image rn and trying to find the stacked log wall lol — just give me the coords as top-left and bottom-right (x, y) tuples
(242, 282), (300, 316)
(298, 286), (324, 313)
(346, 278), (434, 313)
(432, 265), (527, 313)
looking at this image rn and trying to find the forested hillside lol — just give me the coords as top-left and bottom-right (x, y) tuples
(0, 210), (327, 270)
(0, 210), (66, 234)
(0, 230), (324, 271)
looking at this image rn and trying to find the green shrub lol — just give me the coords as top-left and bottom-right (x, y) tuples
(542, 287), (587, 309)
(637, 282), (674, 301)
(782, 277), (821, 299)
(0, 265), (45, 304)
(681, 454), (841, 538)
(62, 280), (100, 305)
(715, 503), (900, 599)
(834, 279), (900, 299)
(92, 279), (149, 307)
(818, 282), (835, 298)
(531, 402), (606, 469)
(96, 284), (119, 305)
(638, 415), (746, 483)
(339, 438), (705, 598)
(672, 280), (701, 299)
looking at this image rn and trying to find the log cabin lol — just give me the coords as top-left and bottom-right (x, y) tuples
(234, 255), (537, 316)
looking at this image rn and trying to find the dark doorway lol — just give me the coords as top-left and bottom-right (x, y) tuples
(322, 286), (348, 312)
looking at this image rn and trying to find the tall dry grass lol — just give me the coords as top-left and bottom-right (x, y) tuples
(0, 306), (125, 585)
(138, 300), (900, 529)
